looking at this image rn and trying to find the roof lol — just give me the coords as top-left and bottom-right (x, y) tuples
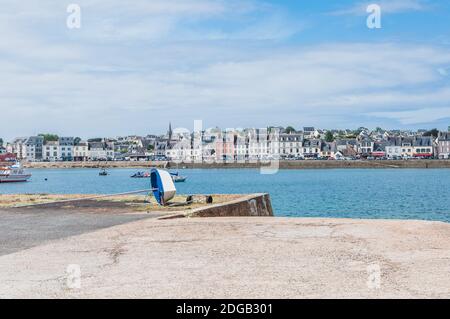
(303, 139), (321, 147)
(26, 136), (44, 145)
(336, 139), (357, 146)
(413, 136), (433, 147)
(89, 142), (105, 149)
(386, 137), (402, 146)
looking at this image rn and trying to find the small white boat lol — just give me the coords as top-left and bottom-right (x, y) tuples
(170, 172), (187, 183)
(0, 163), (32, 183)
(171, 175), (187, 182)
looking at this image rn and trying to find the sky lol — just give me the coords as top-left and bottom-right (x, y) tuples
(1, 0), (450, 140)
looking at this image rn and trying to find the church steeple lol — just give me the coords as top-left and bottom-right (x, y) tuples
(168, 122), (173, 141)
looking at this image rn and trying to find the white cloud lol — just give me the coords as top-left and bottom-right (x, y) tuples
(370, 107), (450, 125)
(0, 0), (449, 139)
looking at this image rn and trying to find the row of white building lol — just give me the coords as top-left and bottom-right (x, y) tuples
(4, 137), (114, 162)
(2, 128), (450, 162)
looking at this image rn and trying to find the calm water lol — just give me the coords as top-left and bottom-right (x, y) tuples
(1, 168), (449, 222)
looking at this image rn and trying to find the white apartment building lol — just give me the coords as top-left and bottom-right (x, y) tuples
(73, 142), (88, 161)
(42, 141), (60, 161)
(302, 139), (322, 158)
(58, 137), (74, 161)
(88, 142), (114, 160)
(386, 145), (402, 158)
(385, 137), (402, 158)
(279, 133), (303, 158)
(24, 136), (44, 161)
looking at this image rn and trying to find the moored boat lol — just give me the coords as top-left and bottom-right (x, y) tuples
(0, 163), (32, 183)
(131, 171), (150, 178)
(170, 172), (187, 183)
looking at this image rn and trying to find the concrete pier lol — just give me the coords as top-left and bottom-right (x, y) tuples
(0, 194), (449, 298)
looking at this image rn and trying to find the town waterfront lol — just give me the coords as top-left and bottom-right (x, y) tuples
(1, 168), (449, 222)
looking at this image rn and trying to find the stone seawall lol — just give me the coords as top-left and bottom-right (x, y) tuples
(21, 160), (450, 169)
(160, 193), (274, 219)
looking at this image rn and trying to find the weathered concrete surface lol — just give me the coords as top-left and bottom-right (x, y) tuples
(1, 217), (449, 298)
(0, 208), (156, 256)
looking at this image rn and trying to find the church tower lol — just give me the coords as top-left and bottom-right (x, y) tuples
(168, 122), (173, 141)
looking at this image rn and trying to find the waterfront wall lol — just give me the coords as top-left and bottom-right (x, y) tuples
(159, 193), (274, 219)
(22, 160), (450, 169)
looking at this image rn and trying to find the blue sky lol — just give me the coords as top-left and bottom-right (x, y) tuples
(1, 0), (450, 139)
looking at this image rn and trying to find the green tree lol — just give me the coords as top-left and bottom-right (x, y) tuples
(74, 137), (81, 145)
(147, 144), (155, 151)
(38, 133), (59, 142)
(325, 131), (334, 142)
(0, 138), (3, 146)
(423, 128), (439, 138)
(285, 126), (296, 134)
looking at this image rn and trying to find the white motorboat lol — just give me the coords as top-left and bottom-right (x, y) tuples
(0, 163), (32, 183)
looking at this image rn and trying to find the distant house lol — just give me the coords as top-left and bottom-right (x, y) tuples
(357, 138), (374, 156)
(412, 136), (433, 158)
(302, 139), (321, 158)
(372, 142), (388, 158)
(25, 136), (44, 161)
(58, 137), (74, 161)
(385, 137), (402, 158)
(88, 141), (114, 160)
(73, 141), (88, 161)
(279, 133), (303, 158)
(401, 137), (414, 158)
(214, 132), (235, 162)
(436, 132), (450, 159)
(320, 142), (337, 159)
(247, 129), (271, 160)
(42, 141), (60, 161)
(8, 137), (27, 160)
(303, 127), (315, 139)
(154, 140), (168, 158)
